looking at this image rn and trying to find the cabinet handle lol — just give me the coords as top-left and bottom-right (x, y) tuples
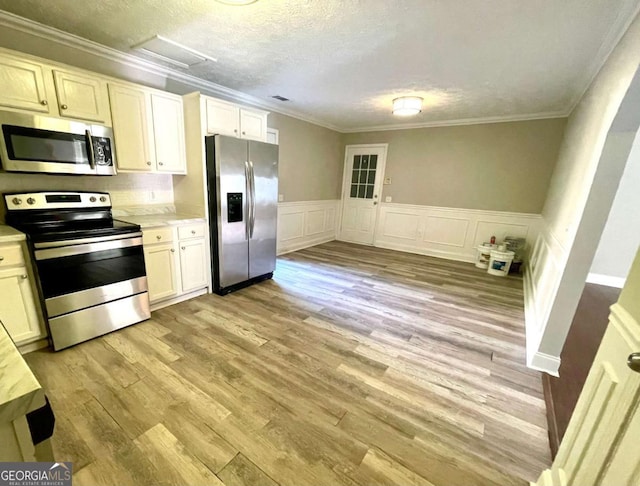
(242, 131), (246, 135)
(0, 256), (4, 261)
(40, 100), (48, 106)
(159, 162), (164, 166)
(171, 248), (175, 253)
(181, 246), (186, 250)
(156, 235), (162, 240)
(147, 161), (152, 166)
(234, 129), (238, 133)
(191, 230), (196, 235)
(21, 274), (28, 280)
(61, 104), (68, 110)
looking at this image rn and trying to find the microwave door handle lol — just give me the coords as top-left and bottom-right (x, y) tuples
(85, 129), (96, 170)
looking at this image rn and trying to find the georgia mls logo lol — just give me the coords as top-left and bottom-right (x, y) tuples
(0, 462), (72, 486)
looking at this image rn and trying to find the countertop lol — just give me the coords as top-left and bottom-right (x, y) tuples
(0, 225), (26, 243)
(116, 214), (206, 229)
(0, 322), (45, 423)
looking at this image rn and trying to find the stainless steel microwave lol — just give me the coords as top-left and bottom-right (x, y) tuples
(0, 111), (116, 176)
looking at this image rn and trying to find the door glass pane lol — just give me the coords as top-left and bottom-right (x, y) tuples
(365, 185), (374, 199)
(361, 155), (369, 169)
(367, 171), (375, 184)
(359, 170), (367, 183)
(369, 154), (377, 170)
(353, 155), (361, 169)
(350, 185), (358, 197)
(351, 170), (359, 183)
(357, 185), (365, 198)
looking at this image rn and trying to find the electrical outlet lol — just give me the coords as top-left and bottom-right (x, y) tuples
(385, 196), (392, 203)
(150, 191), (156, 200)
(384, 177), (392, 185)
(278, 194), (284, 202)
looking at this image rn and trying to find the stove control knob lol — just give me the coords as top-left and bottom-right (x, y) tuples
(26, 197), (36, 205)
(89, 196), (97, 203)
(12, 197), (22, 206)
(100, 196), (107, 203)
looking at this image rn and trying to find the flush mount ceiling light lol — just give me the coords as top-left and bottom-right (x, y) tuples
(392, 96), (423, 116)
(215, 0), (258, 4)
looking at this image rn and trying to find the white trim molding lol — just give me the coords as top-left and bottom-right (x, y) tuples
(586, 272), (626, 288)
(277, 200), (340, 255)
(372, 202), (542, 263)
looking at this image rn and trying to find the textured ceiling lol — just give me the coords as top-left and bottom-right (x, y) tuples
(0, 0), (639, 131)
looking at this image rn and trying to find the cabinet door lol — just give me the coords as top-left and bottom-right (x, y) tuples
(240, 108), (267, 141)
(108, 84), (155, 172)
(151, 93), (187, 174)
(0, 268), (44, 345)
(205, 98), (240, 137)
(179, 238), (208, 293)
(144, 243), (179, 302)
(0, 54), (51, 113)
(53, 69), (110, 123)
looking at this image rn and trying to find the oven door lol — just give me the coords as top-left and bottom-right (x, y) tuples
(0, 111), (116, 175)
(34, 234), (147, 317)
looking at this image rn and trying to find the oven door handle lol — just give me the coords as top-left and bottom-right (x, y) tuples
(34, 232), (143, 249)
(35, 236), (143, 261)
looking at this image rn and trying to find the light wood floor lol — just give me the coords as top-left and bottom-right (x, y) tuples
(26, 241), (550, 486)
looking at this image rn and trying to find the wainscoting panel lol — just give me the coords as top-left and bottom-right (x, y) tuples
(374, 203), (543, 263)
(277, 200), (341, 254)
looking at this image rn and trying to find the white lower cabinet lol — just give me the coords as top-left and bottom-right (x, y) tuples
(0, 243), (46, 347)
(144, 242), (179, 302)
(143, 223), (208, 307)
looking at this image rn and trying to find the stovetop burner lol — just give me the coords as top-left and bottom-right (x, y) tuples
(3, 191), (141, 243)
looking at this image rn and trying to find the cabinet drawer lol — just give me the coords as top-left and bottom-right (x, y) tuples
(178, 224), (205, 240)
(0, 245), (25, 267)
(142, 227), (174, 245)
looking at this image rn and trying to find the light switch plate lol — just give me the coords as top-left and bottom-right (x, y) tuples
(278, 194), (284, 202)
(385, 196), (392, 202)
(384, 177), (392, 185)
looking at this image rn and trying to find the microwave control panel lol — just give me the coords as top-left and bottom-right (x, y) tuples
(92, 137), (113, 166)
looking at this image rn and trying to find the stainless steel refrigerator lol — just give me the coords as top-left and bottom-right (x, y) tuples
(205, 135), (279, 294)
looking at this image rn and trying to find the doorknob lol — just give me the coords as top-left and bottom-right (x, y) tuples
(627, 353), (640, 372)
(373, 201), (378, 205)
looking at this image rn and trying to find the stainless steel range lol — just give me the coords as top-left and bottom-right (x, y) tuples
(4, 191), (150, 350)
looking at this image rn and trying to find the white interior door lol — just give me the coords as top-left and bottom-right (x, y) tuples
(339, 144), (387, 245)
(535, 249), (640, 486)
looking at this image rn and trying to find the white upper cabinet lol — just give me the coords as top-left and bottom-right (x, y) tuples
(0, 53), (51, 114)
(109, 83), (187, 174)
(151, 93), (187, 174)
(206, 98), (240, 137)
(205, 96), (268, 142)
(108, 84), (155, 172)
(53, 69), (110, 123)
(239, 108), (267, 141)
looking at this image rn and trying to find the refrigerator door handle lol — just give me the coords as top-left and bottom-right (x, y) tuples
(244, 161), (251, 240)
(249, 160), (256, 238)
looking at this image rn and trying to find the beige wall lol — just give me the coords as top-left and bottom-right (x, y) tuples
(268, 112), (344, 202)
(343, 118), (566, 213)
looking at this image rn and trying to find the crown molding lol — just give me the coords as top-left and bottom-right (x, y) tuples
(340, 111), (570, 133)
(0, 10), (343, 132)
(0, 10), (592, 135)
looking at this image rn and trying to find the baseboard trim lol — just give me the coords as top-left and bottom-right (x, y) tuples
(278, 233), (336, 255)
(528, 351), (561, 376)
(586, 272), (626, 288)
(150, 287), (208, 312)
(373, 240), (475, 263)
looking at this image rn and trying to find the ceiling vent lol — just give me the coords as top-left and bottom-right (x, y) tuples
(271, 95), (290, 102)
(132, 35), (217, 69)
